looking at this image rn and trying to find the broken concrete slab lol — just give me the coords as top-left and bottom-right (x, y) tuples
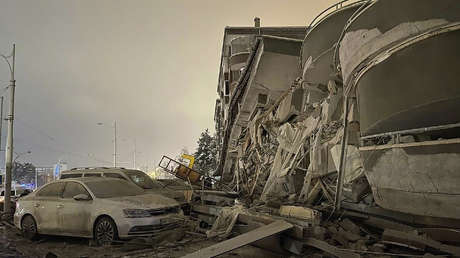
(182, 220), (293, 258)
(330, 144), (364, 184)
(276, 87), (305, 123)
(363, 145), (460, 219)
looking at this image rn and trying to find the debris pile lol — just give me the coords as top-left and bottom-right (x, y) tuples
(207, 0), (460, 256)
(213, 0), (460, 225)
(190, 201), (460, 257)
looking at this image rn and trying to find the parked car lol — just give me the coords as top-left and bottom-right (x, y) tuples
(0, 187), (32, 212)
(14, 177), (182, 245)
(60, 168), (189, 204)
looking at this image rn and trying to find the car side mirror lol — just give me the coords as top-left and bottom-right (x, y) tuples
(73, 194), (91, 201)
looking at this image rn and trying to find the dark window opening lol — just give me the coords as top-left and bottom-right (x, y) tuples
(257, 94), (268, 105)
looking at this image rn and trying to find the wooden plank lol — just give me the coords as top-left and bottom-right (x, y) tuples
(181, 220), (293, 258)
(238, 212), (304, 239)
(233, 223), (287, 255)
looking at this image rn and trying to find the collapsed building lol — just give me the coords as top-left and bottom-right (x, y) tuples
(214, 0), (460, 226)
(169, 1), (460, 256)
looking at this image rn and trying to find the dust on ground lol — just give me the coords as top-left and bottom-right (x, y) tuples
(0, 222), (282, 258)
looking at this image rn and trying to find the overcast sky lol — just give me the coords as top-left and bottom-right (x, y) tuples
(0, 0), (338, 169)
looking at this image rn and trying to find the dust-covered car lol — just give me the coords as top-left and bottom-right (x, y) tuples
(60, 167), (189, 204)
(0, 187), (32, 213)
(14, 177), (183, 245)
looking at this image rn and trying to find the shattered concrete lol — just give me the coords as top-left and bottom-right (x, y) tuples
(213, 0), (460, 222)
(210, 2), (460, 256)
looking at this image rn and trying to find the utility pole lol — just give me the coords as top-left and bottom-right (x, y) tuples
(0, 96), (4, 152)
(2, 44), (15, 214)
(113, 120), (117, 167)
(35, 167), (38, 189)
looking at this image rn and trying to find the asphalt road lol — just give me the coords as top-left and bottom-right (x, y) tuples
(0, 222), (284, 258)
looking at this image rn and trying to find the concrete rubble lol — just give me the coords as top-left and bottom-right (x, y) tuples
(203, 0), (460, 257)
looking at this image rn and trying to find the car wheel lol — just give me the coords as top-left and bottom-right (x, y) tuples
(94, 217), (117, 246)
(21, 215), (38, 240)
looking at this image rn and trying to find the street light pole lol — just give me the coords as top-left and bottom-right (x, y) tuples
(97, 121), (118, 167)
(133, 139), (136, 169)
(113, 120), (117, 167)
(2, 44), (16, 214)
(35, 167), (38, 189)
(0, 96), (4, 154)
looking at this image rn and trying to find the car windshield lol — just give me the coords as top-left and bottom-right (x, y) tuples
(124, 170), (161, 189)
(84, 180), (144, 198)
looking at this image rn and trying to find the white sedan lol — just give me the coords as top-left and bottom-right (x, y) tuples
(14, 177), (182, 245)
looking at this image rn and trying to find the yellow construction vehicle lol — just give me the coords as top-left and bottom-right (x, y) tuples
(181, 154), (195, 169)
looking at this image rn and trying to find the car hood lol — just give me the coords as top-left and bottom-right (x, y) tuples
(145, 189), (186, 201)
(104, 193), (179, 209)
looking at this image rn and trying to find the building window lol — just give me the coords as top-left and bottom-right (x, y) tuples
(224, 80), (230, 96)
(257, 94), (268, 105)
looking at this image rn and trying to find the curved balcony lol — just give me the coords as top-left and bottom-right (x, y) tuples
(340, 0), (460, 136)
(301, 2), (363, 86)
(340, 0), (460, 220)
(229, 52), (249, 72)
(229, 36), (255, 56)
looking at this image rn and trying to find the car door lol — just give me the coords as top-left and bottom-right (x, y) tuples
(59, 182), (93, 237)
(34, 182), (65, 235)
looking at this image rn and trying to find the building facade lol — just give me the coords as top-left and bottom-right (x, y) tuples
(214, 19), (308, 182)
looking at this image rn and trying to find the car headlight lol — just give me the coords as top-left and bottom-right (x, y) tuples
(123, 209), (151, 218)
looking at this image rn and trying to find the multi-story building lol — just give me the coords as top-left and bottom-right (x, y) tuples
(214, 18), (307, 180)
(35, 167), (54, 188)
(213, 1), (460, 222)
